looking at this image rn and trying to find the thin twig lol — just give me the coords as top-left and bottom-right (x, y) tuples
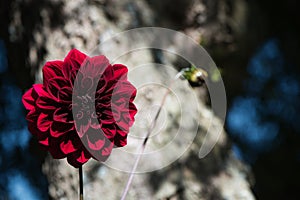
(120, 72), (182, 200)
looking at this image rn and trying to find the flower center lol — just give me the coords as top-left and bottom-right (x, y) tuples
(76, 94), (97, 119)
(78, 94), (93, 110)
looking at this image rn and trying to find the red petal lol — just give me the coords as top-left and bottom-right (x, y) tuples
(43, 61), (64, 86)
(47, 77), (69, 100)
(58, 87), (72, 102)
(53, 107), (73, 123)
(33, 84), (49, 97)
(64, 49), (88, 66)
(50, 121), (74, 137)
(114, 81), (137, 100)
(75, 121), (90, 138)
(129, 103), (138, 119)
(116, 129), (128, 137)
(112, 64), (128, 80)
(22, 88), (35, 111)
(81, 56), (109, 77)
(62, 49), (88, 79)
(81, 76), (94, 91)
(67, 149), (91, 168)
(101, 124), (117, 139)
(76, 151), (90, 164)
(37, 113), (52, 132)
(87, 135), (105, 151)
(39, 137), (49, 146)
(116, 119), (130, 132)
(60, 140), (76, 154)
(33, 84), (59, 110)
(48, 141), (65, 159)
(26, 109), (39, 123)
(27, 121), (40, 136)
(114, 134), (127, 147)
(101, 142), (114, 156)
(36, 96), (57, 110)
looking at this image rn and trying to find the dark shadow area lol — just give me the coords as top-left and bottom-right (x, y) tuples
(222, 0), (300, 199)
(146, 0), (195, 29)
(6, 0), (66, 89)
(0, 0), (66, 198)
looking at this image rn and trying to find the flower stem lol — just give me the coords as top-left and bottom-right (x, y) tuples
(120, 72), (182, 200)
(79, 166), (83, 200)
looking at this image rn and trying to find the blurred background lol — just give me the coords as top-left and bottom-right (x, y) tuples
(0, 0), (299, 199)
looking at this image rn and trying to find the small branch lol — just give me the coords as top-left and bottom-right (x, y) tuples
(120, 72), (182, 200)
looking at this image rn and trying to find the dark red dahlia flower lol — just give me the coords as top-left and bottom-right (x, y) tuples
(22, 49), (137, 168)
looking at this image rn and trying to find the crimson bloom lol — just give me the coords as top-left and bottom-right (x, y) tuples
(22, 49), (137, 168)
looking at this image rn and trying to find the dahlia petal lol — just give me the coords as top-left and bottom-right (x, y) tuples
(28, 122), (40, 136)
(81, 56), (109, 77)
(114, 134), (127, 147)
(100, 109), (114, 118)
(114, 81), (137, 99)
(33, 84), (59, 110)
(112, 107), (121, 121)
(58, 87), (72, 102)
(90, 120), (101, 130)
(116, 129), (128, 137)
(67, 149), (91, 168)
(116, 120), (130, 132)
(72, 71), (84, 95)
(101, 141), (114, 156)
(74, 74), (97, 96)
(63, 49), (88, 79)
(37, 113), (52, 132)
(22, 88), (35, 111)
(64, 49), (88, 67)
(33, 84), (49, 98)
(62, 68), (78, 86)
(36, 130), (49, 142)
(47, 77), (70, 100)
(117, 138), (127, 147)
(75, 57), (110, 95)
(81, 76), (94, 91)
(112, 64), (128, 80)
(36, 97), (57, 110)
(39, 137), (49, 146)
(129, 103), (138, 118)
(76, 151), (90, 164)
(101, 119), (115, 125)
(26, 109), (39, 123)
(43, 61), (64, 86)
(53, 107), (73, 123)
(50, 121), (74, 137)
(60, 140), (76, 154)
(96, 78), (107, 94)
(97, 97), (111, 107)
(102, 124), (117, 139)
(87, 135), (105, 151)
(102, 64), (114, 80)
(90, 55), (110, 68)
(75, 120), (90, 138)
